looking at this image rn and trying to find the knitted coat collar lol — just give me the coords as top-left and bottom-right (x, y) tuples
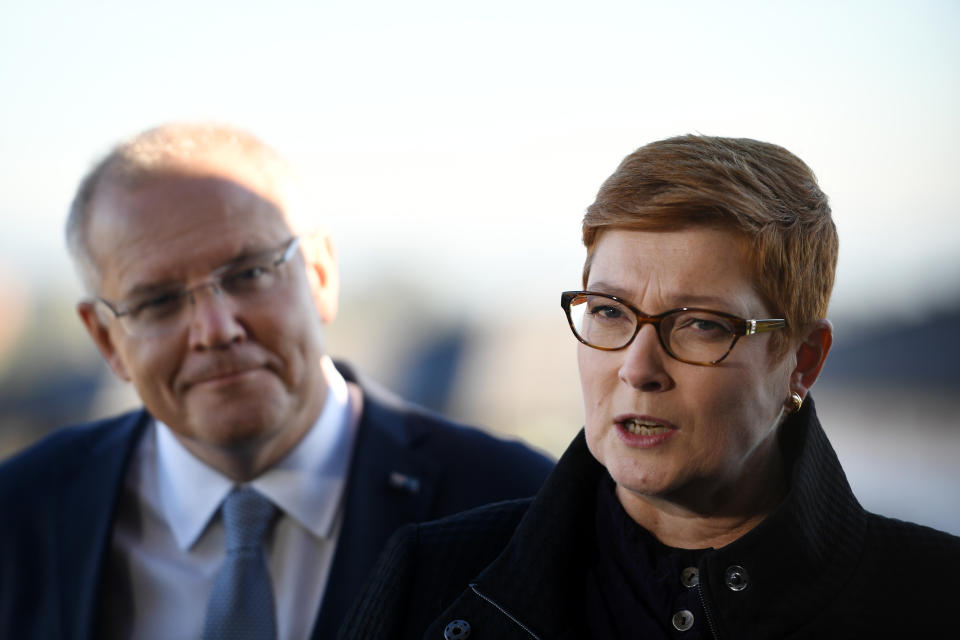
(469, 397), (866, 639)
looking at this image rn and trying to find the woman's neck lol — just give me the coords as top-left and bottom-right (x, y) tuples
(615, 447), (788, 550)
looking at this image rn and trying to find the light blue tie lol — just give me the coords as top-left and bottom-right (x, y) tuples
(203, 487), (278, 640)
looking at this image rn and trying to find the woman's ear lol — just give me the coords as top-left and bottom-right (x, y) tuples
(790, 319), (833, 399)
(300, 230), (339, 324)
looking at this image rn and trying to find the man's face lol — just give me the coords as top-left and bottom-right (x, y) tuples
(79, 160), (335, 466)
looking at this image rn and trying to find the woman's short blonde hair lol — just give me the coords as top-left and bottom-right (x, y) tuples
(582, 135), (838, 354)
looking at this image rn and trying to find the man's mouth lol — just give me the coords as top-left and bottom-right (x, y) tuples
(183, 362), (264, 389)
(196, 368), (257, 383)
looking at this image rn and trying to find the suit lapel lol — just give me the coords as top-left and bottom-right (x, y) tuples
(54, 411), (149, 640)
(311, 374), (441, 638)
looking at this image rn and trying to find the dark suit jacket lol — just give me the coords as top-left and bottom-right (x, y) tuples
(0, 363), (554, 639)
(340, 397), (960, 639)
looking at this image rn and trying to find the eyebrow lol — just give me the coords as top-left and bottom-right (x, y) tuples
(584, 281), (740, 313)
(121, 279), (183, 301)
(118, 242), (279, 301)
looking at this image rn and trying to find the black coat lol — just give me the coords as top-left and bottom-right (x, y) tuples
(340, 397), (960, 639)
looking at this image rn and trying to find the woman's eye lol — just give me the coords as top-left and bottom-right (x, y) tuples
(692, 319), (721, 331)
(678, 315), (731, 335)
(590, 305), (623, 319)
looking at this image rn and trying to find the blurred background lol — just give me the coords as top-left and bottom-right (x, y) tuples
(1, 1), (958, 533)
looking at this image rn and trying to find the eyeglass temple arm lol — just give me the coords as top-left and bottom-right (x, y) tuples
(745, 319), (787, 335)
(278, 236), (300, 264)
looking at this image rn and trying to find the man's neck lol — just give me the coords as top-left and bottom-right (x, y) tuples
(174, 415), (318, 482)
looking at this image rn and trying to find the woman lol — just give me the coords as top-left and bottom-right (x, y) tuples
(340, 136), (960, 639)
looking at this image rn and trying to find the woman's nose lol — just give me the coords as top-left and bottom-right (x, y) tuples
(618, 323), (672, 392)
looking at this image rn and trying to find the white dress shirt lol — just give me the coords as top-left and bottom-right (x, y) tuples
(99, 356), (361, 639)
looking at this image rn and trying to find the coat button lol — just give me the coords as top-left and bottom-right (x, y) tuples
(672, 609), (695, 631)
(680, 566), (699, 588)
(724, 565), (749, 591)
(443, 619), (471, 640)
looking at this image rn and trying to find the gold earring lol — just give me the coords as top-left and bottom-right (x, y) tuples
(787, 392), (803, 414)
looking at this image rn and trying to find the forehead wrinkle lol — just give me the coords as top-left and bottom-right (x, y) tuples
(585, 231), (764, 317)
(111, 231), (286, 301)
(116, 238), (286, 303)
(88, 174), (292, 300)
(588, 280), (741, 314)
(585, 248), (671, 315)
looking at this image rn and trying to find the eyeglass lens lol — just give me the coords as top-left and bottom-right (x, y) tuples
(565, 293), (738, 363)
(112, 240), (297, 337)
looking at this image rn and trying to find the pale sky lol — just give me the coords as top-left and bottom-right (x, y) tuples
(2, 0), (959, 534)
(1, 0), (958, 326)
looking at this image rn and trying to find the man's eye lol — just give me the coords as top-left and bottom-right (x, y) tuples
(132, 292), (183, 317)
(230, 266), (268, 282)
(222, 264), (275, 292)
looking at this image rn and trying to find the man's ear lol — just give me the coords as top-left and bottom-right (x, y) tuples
(77, 302), (131, 381)
(790, 319), (833, 399)
(300, 231), (339, 324)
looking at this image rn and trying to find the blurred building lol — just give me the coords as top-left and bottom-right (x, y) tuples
(2, 287), (957, 535)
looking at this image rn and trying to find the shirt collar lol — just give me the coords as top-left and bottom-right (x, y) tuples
(155, 355), (356, 551)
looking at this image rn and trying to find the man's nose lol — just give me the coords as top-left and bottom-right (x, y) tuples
(618, 323), (672, 392)
(187, 284), (246, 349)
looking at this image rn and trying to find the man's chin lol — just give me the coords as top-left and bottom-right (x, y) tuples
(182, 397), (288, 449)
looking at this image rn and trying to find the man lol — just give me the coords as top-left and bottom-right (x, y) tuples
(0, 123), (553, 639)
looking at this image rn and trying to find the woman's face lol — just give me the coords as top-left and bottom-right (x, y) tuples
(579, 227), (796, 514)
